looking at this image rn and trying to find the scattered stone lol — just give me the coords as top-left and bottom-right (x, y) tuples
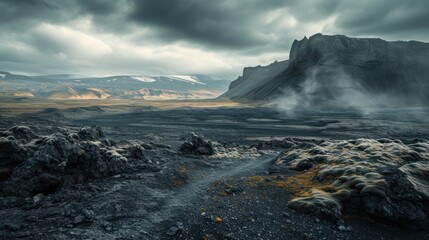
(282, 211), (291, 217)
(82, 209), (95, 220)
(73, 214), (86, 225)
(180, 132), (215, 155)
(32, 193), (44, 204)
(276, 175), (285, 180)
(214, 217), (222, 223)
(338, 225), (353, 231)
(166, 222), (184, 237)
(9, 126), (37, 141)
(225, 185), (245, 195)
(78, 126), (104, 141)
(293, 160), (313, 171)
(127, 144), (145, 159)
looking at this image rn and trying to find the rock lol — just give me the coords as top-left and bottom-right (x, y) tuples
(3, 134), (78, 196)
(141, 143), (153, 150)
(338, 225), (353, 231)
(293, 160), (314, 171)
(127, 144), (145, 159)
(166, 222), (184, 237)
(83, 209), (95, 220)
(225, 185), (245, 195)
(220, 60), (289, 100)
(78, 126), (104, 141)
(73, 214), (86, 224)
(222, 34), (429, 107)
(180, 132), (215, 155)
(150, 142), (171, 149)
(32, 193), (44, 204)
(9, 126), (36, 141)
(1, 127), (132, 197)
(0, 137), (29, 169)
(282, 211), (291, 217)
(280, 139), (429, 229)
(276, 175), (286, 180)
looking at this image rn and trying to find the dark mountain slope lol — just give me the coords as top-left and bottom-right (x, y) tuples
(222, 34), (429, 107)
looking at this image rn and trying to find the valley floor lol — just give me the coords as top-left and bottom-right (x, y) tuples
(0, 99), (428, 239)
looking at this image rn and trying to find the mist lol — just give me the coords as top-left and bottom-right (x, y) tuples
(273, 65), (429, 122)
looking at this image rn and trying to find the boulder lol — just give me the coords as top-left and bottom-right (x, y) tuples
(127, 144), (145, 159)
(0, 137), (29, 169)
(9, 126), (37, 141)
(180, 132), (214, 155)
(78, 126), (104, 141)
(1, 126), (131, 197)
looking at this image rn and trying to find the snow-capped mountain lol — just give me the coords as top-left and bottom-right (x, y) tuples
(0, 71), (230, 100)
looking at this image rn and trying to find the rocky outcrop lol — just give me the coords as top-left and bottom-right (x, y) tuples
(222, 34), (429, 107)
(220, 60), (289, 100)
(180, 132), (215, 155)
(270, 138), (429, 229)
(0, 126), (132, 197)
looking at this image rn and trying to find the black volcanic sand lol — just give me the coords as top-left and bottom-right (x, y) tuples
(71, 106), (429, 141)
(0, 106), (428, 239)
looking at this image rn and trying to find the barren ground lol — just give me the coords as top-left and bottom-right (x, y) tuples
(0, 98), (428, 239)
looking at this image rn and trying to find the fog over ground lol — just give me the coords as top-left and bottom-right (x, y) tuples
(1, 0), (428, 78)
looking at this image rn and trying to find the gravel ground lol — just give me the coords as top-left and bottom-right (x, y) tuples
(0, 105), (428, 239)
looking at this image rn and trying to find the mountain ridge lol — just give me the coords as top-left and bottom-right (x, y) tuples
(0, 72), (230, 100)
(222, 33), (429, 107)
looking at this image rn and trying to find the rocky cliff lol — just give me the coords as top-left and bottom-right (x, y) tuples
(221, 60), (289, 100)
(222, 34), (429, 107)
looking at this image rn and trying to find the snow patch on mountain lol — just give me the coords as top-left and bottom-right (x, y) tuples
(167, 75), (206, 85)
(132, 76), (157, 83)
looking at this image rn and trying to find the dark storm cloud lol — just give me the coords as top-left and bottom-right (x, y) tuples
(333, 0), (429, 39)
(129, 0), (271, 48)
(0, 0), (55, 23)
(75, 0), (119, 15)
(0, 0), (428, 77)
(128, 0), (341, 49)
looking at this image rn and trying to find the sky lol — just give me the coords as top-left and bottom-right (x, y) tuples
(1, 0), (428, 79)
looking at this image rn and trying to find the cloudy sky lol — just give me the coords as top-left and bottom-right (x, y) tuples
(1, 0), (428, 79)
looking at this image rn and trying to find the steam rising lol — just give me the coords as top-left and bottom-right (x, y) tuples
(275, 66), (380, 112)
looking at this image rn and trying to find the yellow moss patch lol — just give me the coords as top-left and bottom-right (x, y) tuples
(245, 165), (338, 198)
(214, 217), (222, 223)
(272, 166), (334, 198)
(246, 176), (265, 188)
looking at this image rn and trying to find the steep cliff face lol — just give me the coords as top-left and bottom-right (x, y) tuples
(220, 60), (289, 100)
(223, 34), (429, 107)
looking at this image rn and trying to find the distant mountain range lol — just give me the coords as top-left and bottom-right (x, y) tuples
(0, 71), (230, 100)
(221, 34), (429, 108)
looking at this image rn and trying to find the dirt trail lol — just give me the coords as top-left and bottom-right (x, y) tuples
(148, 155), (277, 228)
